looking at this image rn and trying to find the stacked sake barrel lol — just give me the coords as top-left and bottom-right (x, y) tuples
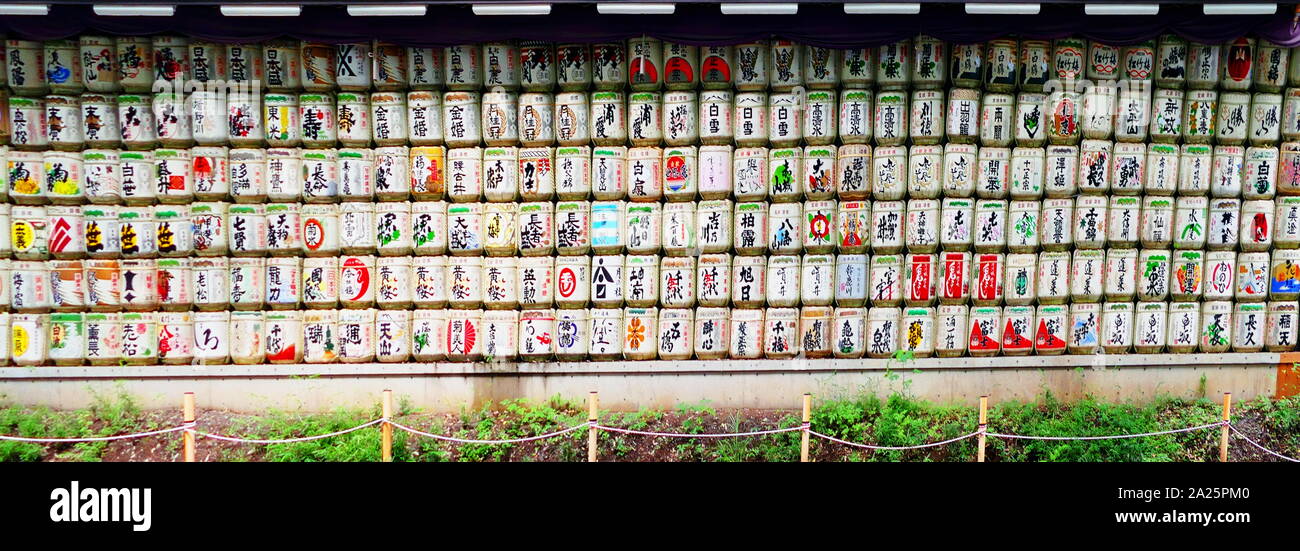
(1, 35), (1299, 367)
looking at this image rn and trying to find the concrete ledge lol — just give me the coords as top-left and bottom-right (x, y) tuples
(0, 354), (1281, 413)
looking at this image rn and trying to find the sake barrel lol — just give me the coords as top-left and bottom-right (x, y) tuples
(909, 89), (944, 146)
(9, 313), (47, 366)
(583, 307), (622, 360)
(1045, 90), (1080, 145)
(973, 200), (1008, 253)
(1006, 200), (1039, 253)
(1198, 301), (1233, 353)
(1266, 301), (1300, 351)
(1001, 305), (1035, 356)
(836, 200), (871, 254)
(1172, 196), (1208, 250)
(1229, 302), (1264, 353)
(759, 307), (797, 358)
(372, 256), (410, 309)
(1169, 250), (1205, 301)
(1249, 94), (1283, 146)
(1237, 251), (1270, 301)
(374, 309), (411, 363)
(939, 198), (974, 251)
(979, 95), (1015, 149)
(263, 311), (304, 363)
(79, 36), (118, 93)
(1206, 198), (1241, 251)
(1270, 249), (1300, 300)
(621, 306), (658, 360)
(228, 257), (265, 310)
(296, 203), (336, 257)
(444, 308), (483, 362)
(590, 255), (625, 308)
(935, 304), (969, 357)
(968, 306), (1002, 357)
(45, 205), (85, 260)
(866, 200), (902, 254)
(1104, 248), (1139, 302)
(1244, 146), (1278, 200)
(936, 251), (970, 305)
(904, 198), (938, 253)
(83, 150), (122, 204)
(46, 95), (85, 151)
(190, 257), (228, 310)
(300, 256), (338, 309)
(1064, 302), (1100, 355)
(1020, 40), (1051, 91)
(336, 308), (376, 363)
(942, 143), (977, 197)
(793, 255), (830, 307)
(731, 255), (766, 308)
(873, 90), (907, 146)
(1098, 302), (1134, 354)
(48, 259), (83, 313)
(871, 254), (904, 307)
(687, 253), (728, 308)
(191, 311), (230, 365)
(409, 309), (445, 362)
(1138, 195), (1174, 248)
(1115, 86), (1152, 143)
(689, 307), (727, 360)
(410, 256), (445, 309)
(482, 256), (518, 311)
(1073, 195), (1108, 250)
(1005, 253), (1037, 306)
(8, 97), (49, 151)
(1239, 199), (1274, 252)
(155, 257), (193, 311)
(1275, 197), (1300, 248)
(621, 255), (658, 307)
(1204, 250), (1237, 301)
(6, 152), (45, 205)
(119, 311), (160, 365)
(830, 253), (866, 307)
(876, 40), (911, 90)
(1014, 93), (1047, 147)
(971, 253), (1005, 306)
(833, 144), (871, 201)
(1153, 34), (1188, 89)
(1036, 251), (1071, 304)
(1137, 249), (1171, 302)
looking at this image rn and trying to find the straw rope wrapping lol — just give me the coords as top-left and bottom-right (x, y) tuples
(985, 421), (1224, 441)
(0, 424), (189, 443)
(1228, 424), (1300, 463)
(595, 424), (806, 439)
(389, 420), (593, 444)
(195, 418), (386, 444)
(808, 428), (983, 450)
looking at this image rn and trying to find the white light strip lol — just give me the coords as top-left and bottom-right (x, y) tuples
(93, 4), (176, 16)
(0, 3), (49, 15)
(471, 3), (552, 15)
(1203, 3), (1277, 15)
(844, 3), (921, 15)
(965, 3), (1040, 15)
(720, 3), (799, 15)
(220, 4), (302, 17)
(1084, 4), (1159, 16)
(596, 2), (676, 15)
(347, 4), (427, 16)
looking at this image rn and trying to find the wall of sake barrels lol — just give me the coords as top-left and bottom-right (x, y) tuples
(0, 33), (1297, 409)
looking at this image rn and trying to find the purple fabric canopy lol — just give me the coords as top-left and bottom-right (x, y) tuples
(1, 4), (1298, 48)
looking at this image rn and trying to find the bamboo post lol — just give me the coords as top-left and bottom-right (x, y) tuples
(977, 395), (988, 463)
(1220, 392), (1232, 463)
(800, 393), (811, 463)
(382, 390), (393, 463)
(182, 392), (196, 463)
(587, 392), (599, 463)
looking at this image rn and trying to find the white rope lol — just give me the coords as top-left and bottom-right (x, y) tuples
(0, 424), (189, 443)
(389, 420), (592, 444)
(195, 418), (386, 444)
(1228, 424), (1300, 463)
(986, 421), (1223, 441)
(595, 424), (806, 438)
(808, 429), (982, 450)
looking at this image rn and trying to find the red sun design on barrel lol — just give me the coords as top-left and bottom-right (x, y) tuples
(1227, 38), (1252, 82)
(343, 257), (370, 301)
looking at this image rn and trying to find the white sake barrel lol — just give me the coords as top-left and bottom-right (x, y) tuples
(732, 42), (770, 91)
(8, 313), (45, 365)
(588, 200), (625, 254)
(411, 255), (446, 308)
(336, 308), (377, 363)
(83, 150), (122, 204)
(1245, 93), (1281, 147)
(691, 253), (730, 307)
(1237, 251), (1270, 301)
(588, 308), (623, 360)
(1137, 249), (1171, 302)
(588, 255), (624, 308)
(405, 91), (445, 147)
(1169, 250), (1205, 301)
(299, 43), (336, 92)
(374, 309), (412, 363)
(939, 197), (974, 251)
(225, 204), (265, 257)
(190, 257), (228, 310)
(301, 256), (338, 309)
(973, 200), (1007, 252)
(191, 311), (230, 365)
(50, 260), (85, 312)
(84, 313), (121, 365)
(936, 251), (970, 305)
(297, 94), (337, 148)
(262, 203), (300, 256)
(442, 91), (482, 148)
(1015, 39), (1049, 91)
(1240, 199), (1274, 252)
(300, 203), (339, 257)
(1105, 195), (1140, 248)
(1182, 90), (1218, 144)
(551, 255), (590, 308)
(1139, 144), (1179, 196)
(1183, 41), (1220, 90)
(827, 307), (866, 359)
(83, 259), (120, 311)
(1084, 40), (1119, 81)
(1148, 88), (1184, 144)
(612, 254), (650, 307)
(976, 147), (1011, 199)
(117, 150), (157, 206)
(118, 206), (159, 259)
(1267, 301), (1299, 351)
(1028, 304), (1065, 355)
(302, 310), (339, 364)
(516, 308), (556, 361)
(1073, 195), (1108, 249)
(1104, 248), (1138, 302)
(934, 304), (968, 357)
(1276, 197), (1300, 248)
(1107, 143), (1146, 196)
(262, 310), (304, 364)
(1000, 305), (1035, 356)
(897, 145), (938, 200)
(483, 256), (519, 310)
(444, 147), (483, 202)
(942, 143), (977, 197)
(1005, 253), (1037, 306)
(446, 255), (483, 309)
(1014, 93), (1047, 147)
(375, 256), (413, 309)
(870, 254), (904, 307)
(730, 255), (766, 308)
(1244, 146), (1278, 200)
(1099, 302), (1134, 354)
(46, 205), (85, 259)
(228, 257), (265, 310)
(967, 305), (1002, 357)
(759, 307), (797, 359)
(1064, 302), (1100, 355)
(1132, 301), (1168, 353)
(1254, 40), (1289, 91)
(370, 146), (410, 201)
(869, 90), (907, 146)
(549, 200), (591, 256)
(722, 307), (760, 359)
(980, 93), (1015, 147)
(1045, 90), (1080, 145)
(908, 89), (944, 146)
(1165, 301), (1200, 353)
(1153, 34), (1188, 88)
(832, 200), (869, 254)
(1204, 250), (1237, 301)
(1115, 86), (1152, 143)
(691, 307), (728, 360)
(337, 255), (376, 308)
(1139, 195), (1174, 248)
(336, 201), (375, 254)
(410, 309), (446, 362)
(651, 308), (691, 360)
(156, 257), (193, 311)
(1036, 251), (1070, 304)
(46, 95), (85, 151)
(78, 36), (116, 93)
(4, 152), (42, 204)
(1172, 196), (1208, 250)
(970, 253), (1004, 306)
(795, 254), (831, 307)
(622, 306), (659, 360)
(1067, 249), (1103, 303)
(1207, 198), (1241, 251)
(444, 309), (483, 362)
(1199, 300), (1233, 353)
(372, 201), (411, 256)
(120, 311), (161, 365)
(1232, 302), (1265, 352)
(1210, 145), (1245, 199)
(1270, 249), (1300, 300)
(1076, 139), (1112, 195)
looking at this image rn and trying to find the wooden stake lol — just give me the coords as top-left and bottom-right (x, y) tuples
(182, 392), (195, 463)
(1220, 392), (1232, 463)
(800, 393), (811, 463)
(977, 395), (988, 463)
(382, 390), (393, 463)
(587, 392), (599, 463)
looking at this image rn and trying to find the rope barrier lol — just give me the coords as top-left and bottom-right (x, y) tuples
(1228, 424), (1300, 463)
(985, 421), (1224, 441)
(0, 425), (189, 443)
(195, 418), (386, 444)
(808, 429), (982, 450)
(389, 419), (592, 444)
(595, 424), (806, 438)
